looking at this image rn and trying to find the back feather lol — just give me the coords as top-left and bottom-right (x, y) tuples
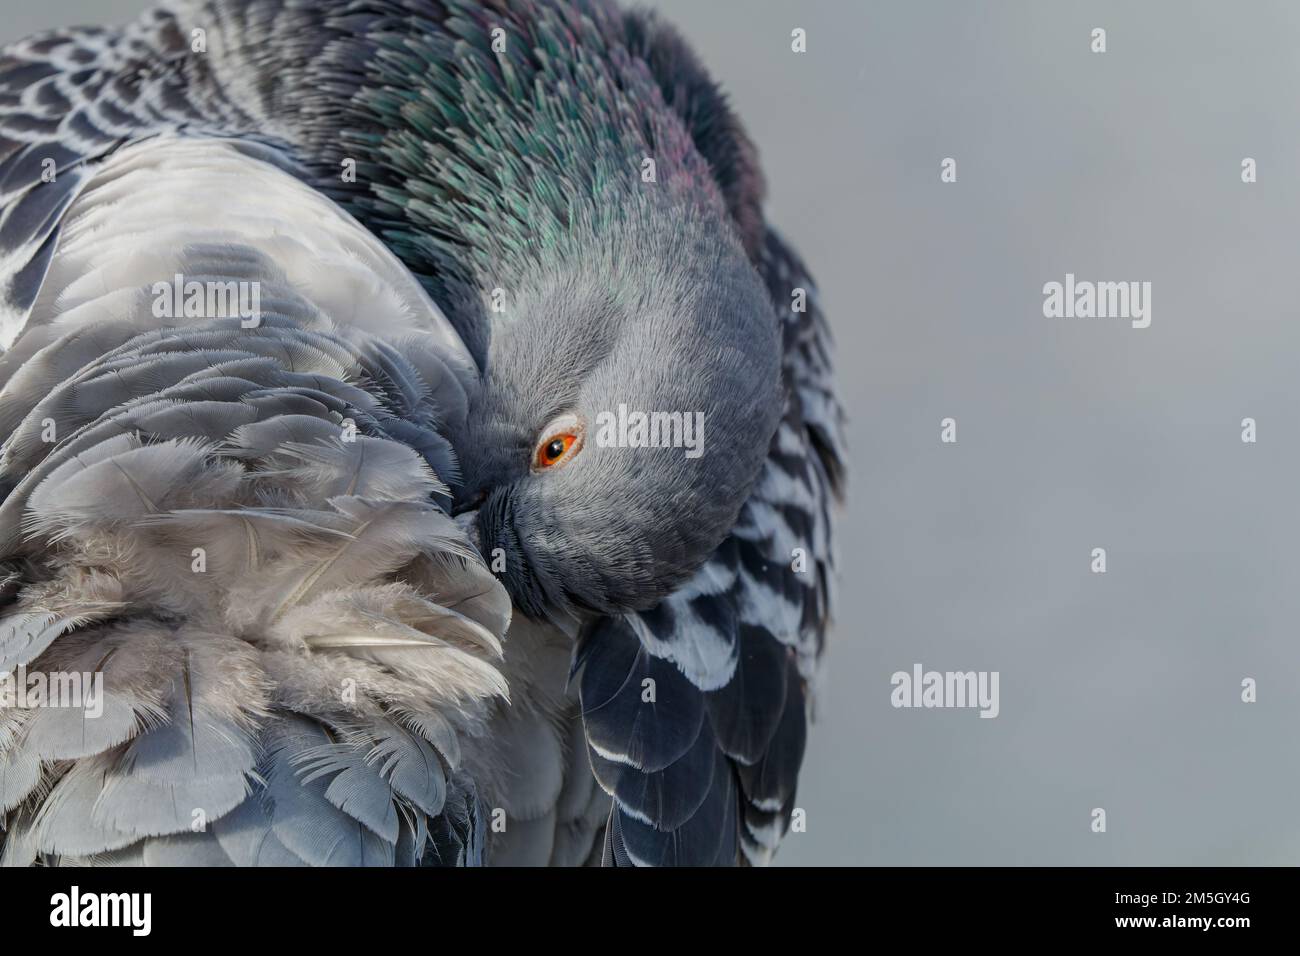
(0, 136), (510, 867)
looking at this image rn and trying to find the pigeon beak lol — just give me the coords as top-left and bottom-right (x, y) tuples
(453, 506), (482, 554)
(451, 487), (487, 554)
(451, 487), (487, 517)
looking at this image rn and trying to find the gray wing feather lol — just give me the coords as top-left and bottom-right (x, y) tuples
(0, 140), (508, 867)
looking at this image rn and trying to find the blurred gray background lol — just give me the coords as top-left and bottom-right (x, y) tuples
(9, 1), (1300, 865)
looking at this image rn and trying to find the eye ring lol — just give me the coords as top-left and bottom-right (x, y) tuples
(532, 414), (585, 472)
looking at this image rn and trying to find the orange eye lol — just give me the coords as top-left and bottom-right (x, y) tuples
(532, 415), (584, 471)
(534, 431), (579, 469)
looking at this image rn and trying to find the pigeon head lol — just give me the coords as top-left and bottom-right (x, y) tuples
(300, 0), (784, 620)
(449, 205), (781, 621)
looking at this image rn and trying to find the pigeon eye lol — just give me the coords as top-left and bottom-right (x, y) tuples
(535, 434), (577, 468)
(533, 417), (584, 471)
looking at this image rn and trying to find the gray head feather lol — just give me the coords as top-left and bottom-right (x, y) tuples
(452, 203), (782, 619)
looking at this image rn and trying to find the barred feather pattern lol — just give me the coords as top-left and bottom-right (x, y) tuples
(582, 229), (845, 866)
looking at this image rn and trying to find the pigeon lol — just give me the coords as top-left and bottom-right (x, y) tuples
(0, 0), (844, 866)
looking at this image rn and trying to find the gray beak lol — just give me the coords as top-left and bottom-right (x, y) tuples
(453, 507), (481, 554)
